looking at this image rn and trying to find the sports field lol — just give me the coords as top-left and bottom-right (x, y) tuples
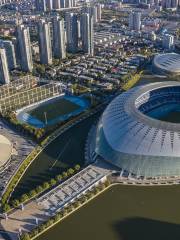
(28, 98), (79, 123)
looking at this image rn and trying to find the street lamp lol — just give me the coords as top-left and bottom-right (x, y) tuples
(44, 112), (48, 125)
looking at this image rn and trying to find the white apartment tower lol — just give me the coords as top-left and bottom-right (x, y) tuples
(16, 24), (33, 72)
(81, 13), (94, 56)
(0, 40), (17, 70)
(129, 12), (141, 31)
(53, 17), (66, 59)
(163, 34), (174, 50)
(0, 48), (10, 84)
(66, 13), (78, 53)
(38, 19), (52, 65)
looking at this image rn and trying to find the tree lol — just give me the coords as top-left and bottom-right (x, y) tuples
(29, 189), (37, 198)
(62, 171), (68, 178)
(36, 185), (43, 193)
(67, 168), (74, 176)
(55, 174), (62, 182)
(54, 214), (61, 222)
(42, 182), (50, 189)
(50, 178), (57, 186)
(104, 180), (111, 187)
(20, 233), (31, 240)
(74, 164), (80, 172)
(20, 194), (29, 203)
(11, 199), (20, 208)
(3, 203), (11, 212)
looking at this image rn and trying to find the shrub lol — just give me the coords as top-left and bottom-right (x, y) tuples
(49, 178), (57, 186)
(20, 194), (29, 203)
(11, 199), (20, 208)
(36, 185), (43, 193)
(42, 182), (50, 189)
(67, 168), (74, 176)
(74, 164), (80, 171)
(55, 174), (62, 182)
(29, 189), (37, 198)
(104, 180), (111, 187)
(62, 171), (68, 178)
(20, 233), (31, 240)
(3, 203), (11, 212)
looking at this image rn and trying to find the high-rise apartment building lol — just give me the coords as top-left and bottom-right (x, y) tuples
(35, 0), (46, 11)
(53, 17), (66, 59)
(46, 0), (52, 10)
(129, 12), (141, 31)
(16, 24), (33, 72)
(97, 4), (102, 22)
(66, 13), (78, 53)
(0, 40), (17, 70)
(81, 13), (94, 56)
(163, 34), (174, 49)
(53, 0), (60, 9)
(0, 48), (10, 84)
(38, 19), (52, 65)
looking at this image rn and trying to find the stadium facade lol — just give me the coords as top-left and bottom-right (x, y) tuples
(153, 53), (180, 76)
(93, 82), (180, 178)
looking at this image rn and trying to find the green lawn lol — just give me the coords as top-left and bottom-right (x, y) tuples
(28, 98), (80, 123)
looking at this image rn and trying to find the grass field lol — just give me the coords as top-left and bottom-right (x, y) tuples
(28, 98), (80, 123)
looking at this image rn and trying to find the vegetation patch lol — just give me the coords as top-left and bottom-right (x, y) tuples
(28, 98), (79, 123)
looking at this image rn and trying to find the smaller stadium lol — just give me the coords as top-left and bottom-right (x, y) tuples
(0, 135), (12, 172)
(153, 53), (180, 76)
(16, 95), (89, 128)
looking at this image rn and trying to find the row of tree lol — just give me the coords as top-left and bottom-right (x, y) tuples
(20, 179), (111, 240)
(3, 164), (81, 212)
(3, 112), (45, 141)
(1, 146), (42, 212)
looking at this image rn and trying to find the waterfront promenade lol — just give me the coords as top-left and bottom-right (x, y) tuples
(0, 165), (108, 240)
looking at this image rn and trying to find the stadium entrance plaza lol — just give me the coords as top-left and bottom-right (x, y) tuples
(0, 164), (110, 240)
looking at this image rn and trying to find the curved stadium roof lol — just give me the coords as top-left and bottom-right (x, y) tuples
(0, 135), (12, 169)
(153, 53), (180, 75)
(94, 82), (180, 177)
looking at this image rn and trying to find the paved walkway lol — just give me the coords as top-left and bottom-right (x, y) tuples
(0, 163), (109, 240)
(0, 202), (47, 240)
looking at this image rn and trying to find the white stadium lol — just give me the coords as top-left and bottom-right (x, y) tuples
(92, 82), (180, 178)
(153, 53), (180, 76)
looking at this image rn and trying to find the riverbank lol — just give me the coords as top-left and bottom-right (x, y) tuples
(21, 181), (111, 240)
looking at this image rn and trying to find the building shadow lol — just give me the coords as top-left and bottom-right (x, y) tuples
(112, 217), (180, 240)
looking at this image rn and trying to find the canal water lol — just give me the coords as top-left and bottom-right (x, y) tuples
(13, 67), (180, 240)
(37, 184), (180, 240)
(11, 111), (102, 199)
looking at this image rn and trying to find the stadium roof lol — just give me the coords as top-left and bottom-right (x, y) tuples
(153, 53), (180, 74)
(94, 82), (180, 177)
